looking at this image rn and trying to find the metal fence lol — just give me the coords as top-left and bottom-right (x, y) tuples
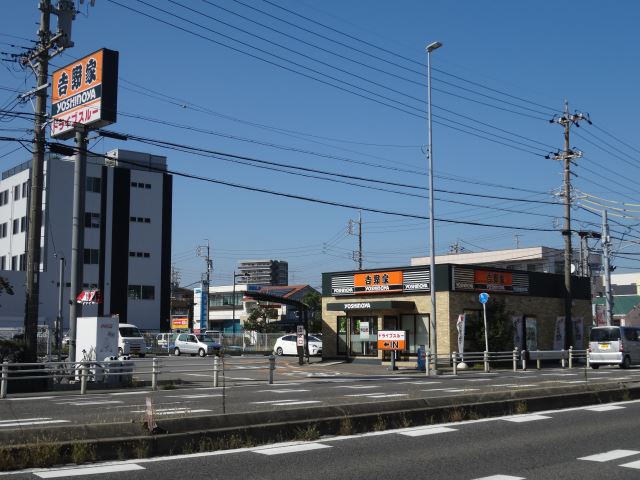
(142, 332), (284, 355)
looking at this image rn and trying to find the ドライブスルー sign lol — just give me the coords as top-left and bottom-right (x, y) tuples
(51, 48), (119, 139)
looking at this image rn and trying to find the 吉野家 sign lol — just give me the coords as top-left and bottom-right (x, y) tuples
(51, 48), (119, 140)
(377, 330), (406, 351)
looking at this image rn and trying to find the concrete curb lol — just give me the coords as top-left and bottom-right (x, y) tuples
(1, 381), (639, 470)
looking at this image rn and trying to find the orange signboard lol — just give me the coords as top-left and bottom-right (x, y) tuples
(51, 48), (118, 139)
(354, 271), (403, 294)
(377, 330), (406, 351)
(171, 316), (189, 329)
(474, 270), (513, 291)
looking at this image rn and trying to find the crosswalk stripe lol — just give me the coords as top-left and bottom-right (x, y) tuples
(254, 443), (330, 455)
(399, 426), (457, 437)
(579, 449), (640, 462)
(472, 476), (524, 480)
(503, 415), (550, 423)
(584, 405), (625, 412)
(35, 464), (145, 478)
(620, 460), (640, 470)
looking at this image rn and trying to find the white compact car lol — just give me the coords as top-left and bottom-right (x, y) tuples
(273, 334), (322, 356)
(173, 333), (221, 357)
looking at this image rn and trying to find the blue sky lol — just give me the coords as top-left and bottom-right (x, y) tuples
(2, 1), (639, 290)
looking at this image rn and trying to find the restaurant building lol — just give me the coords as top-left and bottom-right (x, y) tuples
(321, 264), (592, 363)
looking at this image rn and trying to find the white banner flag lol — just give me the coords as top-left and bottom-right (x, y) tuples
(554, 316), (565, 351)
(456, 314), (466, 355)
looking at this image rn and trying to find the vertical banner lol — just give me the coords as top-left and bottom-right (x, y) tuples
(456, 314), (465, 356)
(554, 316), (565, 351)
(525, 317), (538, 351)
(360, 321), (370, 339)
(511, 315), (523, 350)
(573, 317), (584, 347)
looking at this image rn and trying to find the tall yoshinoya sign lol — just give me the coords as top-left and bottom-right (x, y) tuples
(51, 48), (119, 139)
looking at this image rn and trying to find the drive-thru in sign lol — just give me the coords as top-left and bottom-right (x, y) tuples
(377, 330), (406, 351)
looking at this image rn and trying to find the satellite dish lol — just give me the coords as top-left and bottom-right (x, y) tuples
(570, 263), (577, 274)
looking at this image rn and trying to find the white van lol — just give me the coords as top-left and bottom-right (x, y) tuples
(589, 326), (640, 369)
(118, 323), (147, 357)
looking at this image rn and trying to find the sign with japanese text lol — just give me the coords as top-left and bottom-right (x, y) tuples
(377, 330), (406, 351)
(51, 48), (119, 139)
(452, 267), (529, 294)
(354, 271), (403, 294)
(171, 316), (188, 330)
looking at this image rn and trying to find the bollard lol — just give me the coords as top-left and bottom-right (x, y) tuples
(152, 358), (158, 391)
(521, 350), (527, 371)
(483, 351), (489, 373)
(80, 363), (88, 395)
(561, 349), (566, 369)
(1, 361), (7, 399)
(268, 355), (275, 384)
(568, 346), (573, 369)
(513, 349), (518, 372)
(452, 352), (457, 376)
(425, 350), (431, 377)
(213, 355), (219, 388)
(536, 350), (541, 370)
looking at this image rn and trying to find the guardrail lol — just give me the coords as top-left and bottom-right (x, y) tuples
(0, 355), (276, 399)
(421, 347), (589, 375)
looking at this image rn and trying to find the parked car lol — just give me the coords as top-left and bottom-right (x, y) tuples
(118, 323), (147, 357)
(273, 334), (322, 356)
(155, 332), (176, 350)
(173, 333), (221, 357)
(589, 326), (640, 369)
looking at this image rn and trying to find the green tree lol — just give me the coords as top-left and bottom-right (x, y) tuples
(302, 290), (322, 333)
(467, 298), (514, 352)
(245, 304), (280, 333)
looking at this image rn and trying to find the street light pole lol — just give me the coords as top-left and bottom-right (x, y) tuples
(426, 41), (442, 375)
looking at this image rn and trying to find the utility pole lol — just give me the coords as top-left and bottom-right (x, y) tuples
(549, 101), (590, 349)
(23, 0), (78, 362)
(196, 240), (212, 332)
(68, 127), (87, 363)
(348, 212), (363, 270)
(602, 211), (614, 326)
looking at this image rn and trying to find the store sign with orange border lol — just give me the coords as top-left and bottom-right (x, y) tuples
(171, 316), (189, 329)
(354, 271), (403, 294)
(51, 48), (119, 139)
(474, 270), (513, 292)
(377, 330), (406, 350)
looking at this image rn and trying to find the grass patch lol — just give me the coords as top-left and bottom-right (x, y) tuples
(338, 417), (353, 436)
(295, 424), (320, 441)
(372, 416), (387, 432)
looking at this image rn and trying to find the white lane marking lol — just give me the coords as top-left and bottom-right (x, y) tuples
(579, 449), (640, 462)
(466, 379), (491, 382)
(0, 417), (49, 424)
(441, 388), (480, 393)
(254, 443), (330, 455)
(111, 391), (152, 396)
(252, 399), (297, 404)
(57, 400), (123, 406)
(165, 394), (221, 399)
(345, 393), (386, 397)
(367, 394), (408, 398)
(130, 408), (211, 415)
(7, 396), (54, 401)
(184, 373), (211, 377)
(620, 460), (640, 469)
(332, 385), (379, 389)
(502, 415), (551, 423)
(0, 419), (69, 428)
(400, 381), (442, 385)
(257, 389), (310, 393)
(35, 464), (145, 478)
(225, 377), (256, 381)
(472, 476), (524, 480)
(584, 405), (625, 412)
(399, 426), (457, 437)
(272, 401), (321, 406)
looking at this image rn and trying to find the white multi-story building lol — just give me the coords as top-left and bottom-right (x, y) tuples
(0, 149), (172, 331)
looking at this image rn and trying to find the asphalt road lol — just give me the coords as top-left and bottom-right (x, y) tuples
(3, 398), (640, 479)
(1, 356), (640, 427)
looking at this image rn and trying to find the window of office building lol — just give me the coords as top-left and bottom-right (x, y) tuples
(20, 216), (26, 232)
(0, 256), (5, 270)
(0, 190), (8, 206)
(19, 254), (25, 271)
(0, 222), (7, 238)
(86, 176), (101, 193)
(11, 255), (17, 271)
(84, 212), (100, 228)
(83, 248), (99, 264)
(13, 185), (19, 201)
(127, 285), (155, 300)
(12, 219), (18, 235)
(21, 181), (28, 198)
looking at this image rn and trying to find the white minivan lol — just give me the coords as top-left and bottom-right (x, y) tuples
(118, 323), (147, 357)
(589, 326), (640, 369)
